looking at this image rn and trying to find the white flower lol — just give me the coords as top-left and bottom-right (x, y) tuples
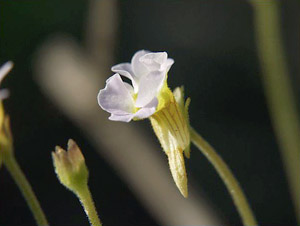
(97, 50), (191, 197)
(0, 61), (13, 100)
(97, 50), (174, 122)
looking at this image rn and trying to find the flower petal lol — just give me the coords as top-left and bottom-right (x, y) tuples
(123, 82), (134, 96)
(133, 98), (158, 119)
(98, 74), (135, 115)
(139, 52), (167, 71)
(140, 52), (174, 73)
(111, 63), (133, 79)
(131, 50), (149, 80)
(111, 63), (139, 93)
(0, 61), (13, 84)
(135, 71), (166, 108)
(109, 114), (134, 122)
(165, 58), (174, 72)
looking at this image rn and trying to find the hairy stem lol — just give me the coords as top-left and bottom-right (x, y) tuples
(76, 185), (102, 226)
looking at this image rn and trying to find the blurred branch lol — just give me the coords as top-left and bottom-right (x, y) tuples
(33, 0), (222, 225)
(250, 0), (300, 223)
(85, 0), (118, 69)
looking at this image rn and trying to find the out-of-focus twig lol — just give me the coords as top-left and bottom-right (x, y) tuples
(85, 0), (118, 69)
(250, 0), (300, 223)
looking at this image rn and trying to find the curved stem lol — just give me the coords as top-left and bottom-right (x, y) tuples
(76, 185), (102, 226)
(3, 154), (49, 226)
(250, 1), (300, 223)
(190, 127), (258, 226)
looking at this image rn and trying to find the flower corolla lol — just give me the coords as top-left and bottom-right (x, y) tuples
(98, 50), (174, 122)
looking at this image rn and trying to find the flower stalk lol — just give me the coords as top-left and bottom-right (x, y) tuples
(0, 112), (49, 226)
(75, 184), (102, 226)
(3, 152), (49, 226)
(190, 127), (257, 226)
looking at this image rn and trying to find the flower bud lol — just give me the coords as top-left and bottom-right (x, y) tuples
(52, 139), (89, 192)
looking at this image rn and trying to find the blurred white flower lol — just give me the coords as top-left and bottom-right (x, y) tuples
(98, 50), (174, 122)
(0, 61), (13, 168)
(0, 61), (13, 99)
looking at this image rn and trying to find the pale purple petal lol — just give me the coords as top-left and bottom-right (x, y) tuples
(111, 63), (138, 93)
(111, 63), (134, 79)
(98, 74), (135, 115)
(133, 98), (158, 119)
(109, 114), (134, 122)
(133, 107), (156, 119)
(139, 52), (168, 71)
(97, 50), (175, 122)
(109, 98), (158, 122)
(123, 82), (134, 96)
(0, 61), (13, 84)
(135, 71), (166, 108)
(165, 58), (174, 72)
(131, 50), (149, 80)
(139, 52), (174, 74)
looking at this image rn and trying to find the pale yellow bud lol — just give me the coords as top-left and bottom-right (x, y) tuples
(52, 139), (88, 192)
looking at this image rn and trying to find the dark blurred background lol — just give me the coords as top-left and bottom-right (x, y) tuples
(0, 0), (299, 225)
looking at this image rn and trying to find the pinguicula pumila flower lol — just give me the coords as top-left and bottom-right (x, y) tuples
(98, 50), (191, 197)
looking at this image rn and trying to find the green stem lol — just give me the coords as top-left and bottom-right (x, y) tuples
(3, 154), (49, 226)
(250, 1), (300, 223)
(76, 185), (102, 226)
(190, 127), (257, 226)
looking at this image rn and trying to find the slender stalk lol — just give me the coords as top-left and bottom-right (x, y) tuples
(190, 127), (257, 226)
(250, 1), (300, 223)
(76, 185), (102, 226)
(3, 154), (49, 226)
